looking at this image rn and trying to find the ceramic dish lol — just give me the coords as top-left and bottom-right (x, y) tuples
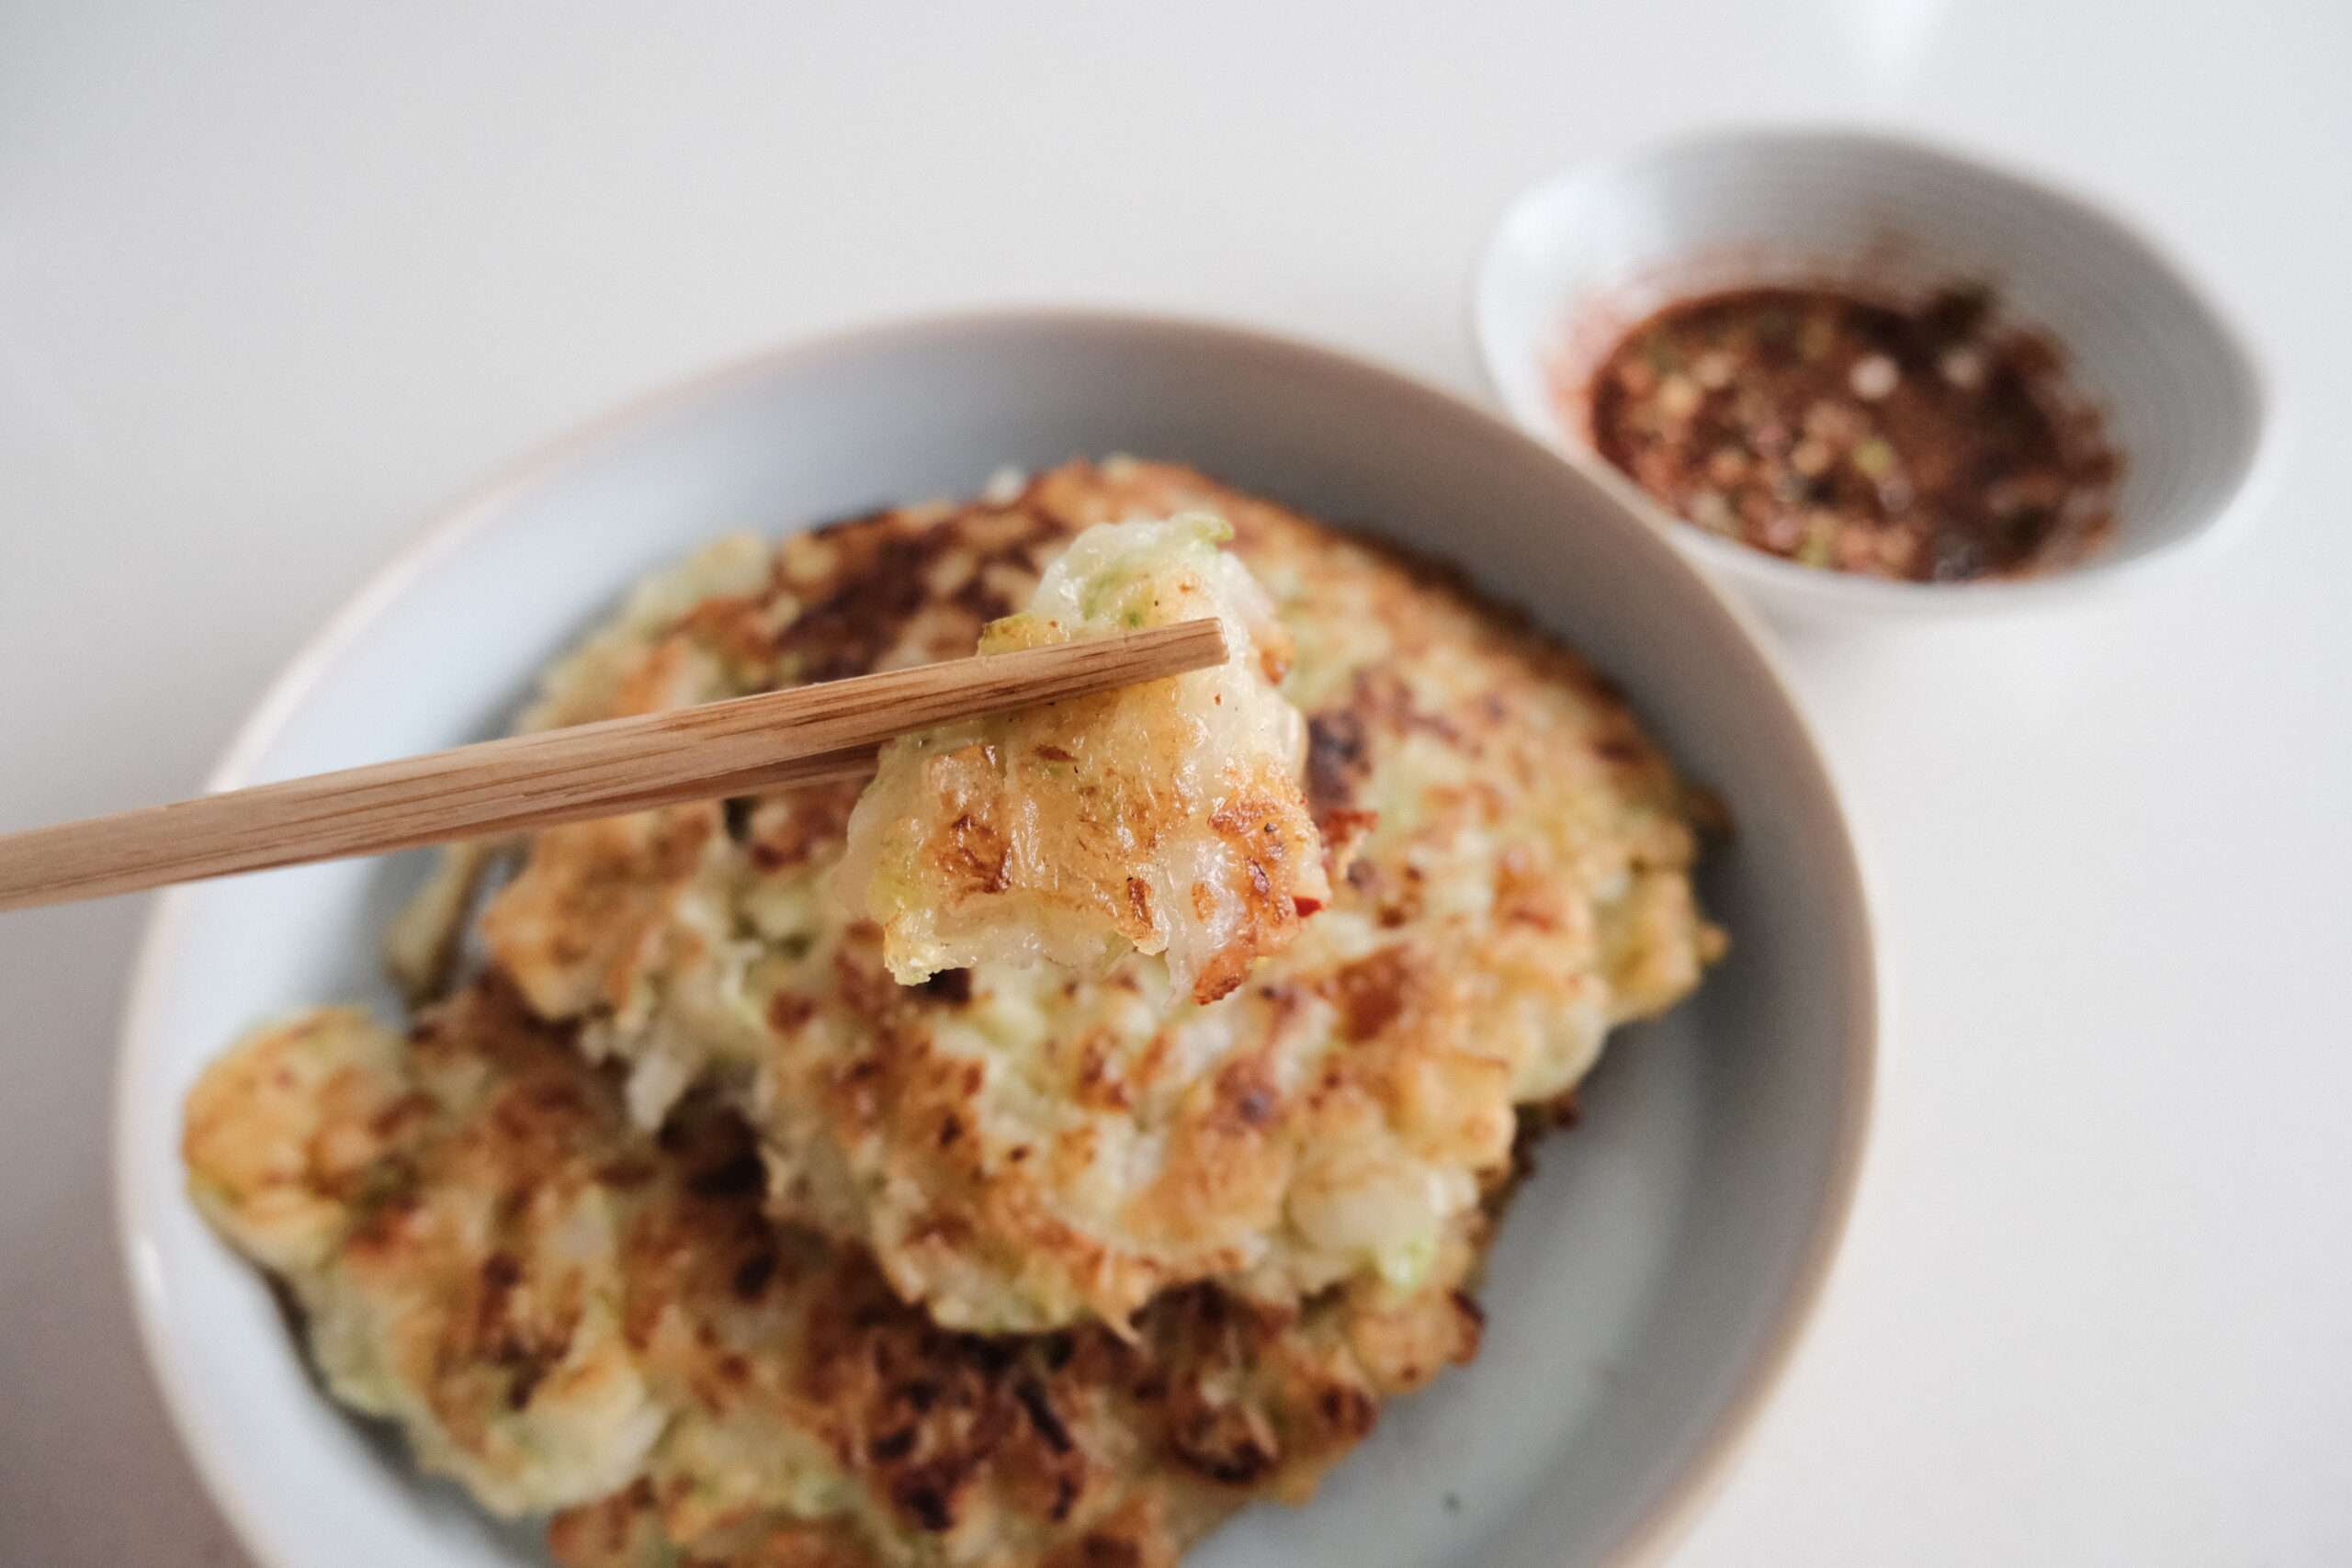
(116, 311), (1877, 1568)
(1475, 126), (2274, 621)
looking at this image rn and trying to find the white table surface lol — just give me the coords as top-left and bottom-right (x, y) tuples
(5, 4), (2348, 1563)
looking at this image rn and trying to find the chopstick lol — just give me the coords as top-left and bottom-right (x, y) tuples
(0, 617), (1227, 912)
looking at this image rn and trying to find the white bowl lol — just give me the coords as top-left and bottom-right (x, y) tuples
(116, 311), (1878, 1568)
(1475, 127), (2275, 621)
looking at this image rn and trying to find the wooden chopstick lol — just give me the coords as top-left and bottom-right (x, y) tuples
(0, 617), (1227, 912)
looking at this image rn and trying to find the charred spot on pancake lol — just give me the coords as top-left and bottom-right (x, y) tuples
(919, 967), (974, 1005)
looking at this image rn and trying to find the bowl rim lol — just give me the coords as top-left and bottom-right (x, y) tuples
(1471, 120), (2283, 615)
(112, 304), (1881, 1568)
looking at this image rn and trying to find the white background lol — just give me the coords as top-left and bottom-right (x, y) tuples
(4, 4), (2348, 1563)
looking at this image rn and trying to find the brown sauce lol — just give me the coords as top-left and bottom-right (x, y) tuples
(1582, 285), (2120, 582)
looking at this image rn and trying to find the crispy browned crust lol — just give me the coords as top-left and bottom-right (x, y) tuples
(485, 805), (719, 1020)
(866, 744), (1324, 1008)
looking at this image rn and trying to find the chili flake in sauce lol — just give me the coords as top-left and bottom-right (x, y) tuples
(1583, 285), (2120, 582)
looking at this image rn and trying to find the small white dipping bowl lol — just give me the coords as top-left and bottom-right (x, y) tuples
(1475, 127), (2274, 622)
(117, 312), (1877, 1568)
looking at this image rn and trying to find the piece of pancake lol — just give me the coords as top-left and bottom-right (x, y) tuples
(836, 513), (1329, 1006)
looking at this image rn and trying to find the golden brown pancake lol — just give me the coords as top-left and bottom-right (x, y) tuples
(186, 977), (1485, 1566)
(466, 459), (1723, 1332)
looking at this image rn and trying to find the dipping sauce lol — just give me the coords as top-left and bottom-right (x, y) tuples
(1584, 285), (2120, 582)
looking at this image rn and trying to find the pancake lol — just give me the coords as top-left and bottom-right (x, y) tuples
(468, 458), (1724, 1331)
(185, 977), (1485, 1565)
